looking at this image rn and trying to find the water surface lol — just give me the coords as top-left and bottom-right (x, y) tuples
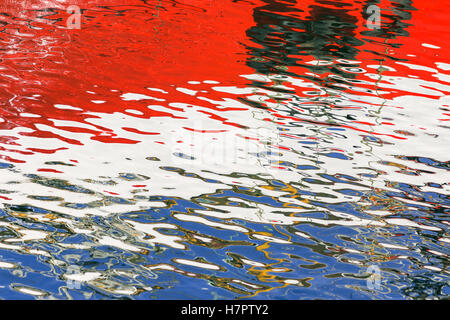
(0, 0), (448, 299)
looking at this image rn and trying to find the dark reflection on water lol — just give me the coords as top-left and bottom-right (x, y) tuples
(247, 0), (363, 74)
(0, 0), (448, 299)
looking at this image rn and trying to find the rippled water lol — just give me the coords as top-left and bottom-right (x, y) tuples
(0, 0), (448, 299)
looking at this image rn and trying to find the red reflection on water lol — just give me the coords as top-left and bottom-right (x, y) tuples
(0, 0), (449, 161)
(0, 0), (258, 154)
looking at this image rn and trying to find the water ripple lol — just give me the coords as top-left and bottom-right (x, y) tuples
(0, 0), (448, 299)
